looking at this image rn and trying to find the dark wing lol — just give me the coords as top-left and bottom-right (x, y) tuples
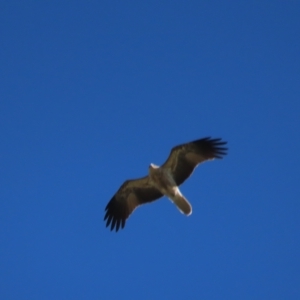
(162, 137), (228, 186)
(104, 176), (163, 232)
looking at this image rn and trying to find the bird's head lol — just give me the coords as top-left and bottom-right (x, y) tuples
(149, 163), (158, 169)
(148, 163), (159, 174)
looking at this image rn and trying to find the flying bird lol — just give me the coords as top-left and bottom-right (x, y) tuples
(104, 137), (228, 232)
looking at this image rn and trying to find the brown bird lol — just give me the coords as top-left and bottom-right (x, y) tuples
(104, 137), (228, 232)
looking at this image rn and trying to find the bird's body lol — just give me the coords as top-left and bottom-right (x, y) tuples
(104, 137), (228, 232)
(148, 164), (192, 215)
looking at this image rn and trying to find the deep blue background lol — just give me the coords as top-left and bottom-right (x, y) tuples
(1, 1), (299, 299)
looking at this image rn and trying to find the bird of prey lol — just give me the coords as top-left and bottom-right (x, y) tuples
(104, 137), (228, 232)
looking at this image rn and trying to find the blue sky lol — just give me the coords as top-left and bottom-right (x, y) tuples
(1, 1), (299, 299)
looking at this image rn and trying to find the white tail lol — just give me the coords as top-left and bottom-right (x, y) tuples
(170, 191), (192, 216)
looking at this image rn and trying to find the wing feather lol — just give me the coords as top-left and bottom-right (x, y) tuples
(104, 176), (163, 232)
(162, 137), (228, 186)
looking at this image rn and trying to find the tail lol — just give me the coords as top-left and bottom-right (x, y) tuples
(170, 191), (192, 216)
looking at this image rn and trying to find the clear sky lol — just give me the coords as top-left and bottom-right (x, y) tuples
(1, 1), (299, 299)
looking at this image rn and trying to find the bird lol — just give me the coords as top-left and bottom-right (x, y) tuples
(104, 137), (228, 232)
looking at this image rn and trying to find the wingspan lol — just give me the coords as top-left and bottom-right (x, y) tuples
(162, 137), (228, 186)
(104, 176), (163, 232)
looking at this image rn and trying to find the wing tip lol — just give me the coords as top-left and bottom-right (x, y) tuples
(192, 137), (228, 158)
(104, 195), (127, 232)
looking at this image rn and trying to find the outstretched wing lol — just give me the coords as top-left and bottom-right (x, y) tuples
(104, 176), (163, 232)
(162, 137), (228, 186)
